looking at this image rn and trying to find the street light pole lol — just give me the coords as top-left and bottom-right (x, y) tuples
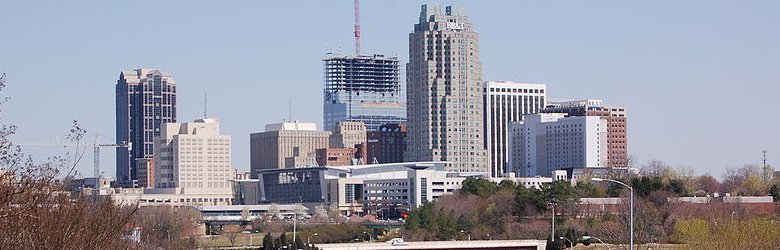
(560, 237), (574, 249)
(363, 231), (372, 242)
(561, 237), (574, 250)
(582, 236), (605, 246)
(548, 199), (557, 243)
(592, 178), (634, 250)
(459, 230), (471, 241)
(307, 233), (319, 246)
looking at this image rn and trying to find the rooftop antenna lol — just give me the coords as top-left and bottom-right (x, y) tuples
(354, 0), (361, 56)
(203, 93), (208, 119)
(288, 98), (292, 122)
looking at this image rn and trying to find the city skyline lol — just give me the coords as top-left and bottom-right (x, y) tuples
(1, 1), (778, 178)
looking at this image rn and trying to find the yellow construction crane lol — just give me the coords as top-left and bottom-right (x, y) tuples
(93, 134), (131, 178)
(19, 134), (131, 178)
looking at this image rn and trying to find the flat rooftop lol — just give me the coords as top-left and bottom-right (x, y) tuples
(316, 240), (546, 250)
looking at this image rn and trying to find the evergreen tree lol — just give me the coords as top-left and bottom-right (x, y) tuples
(294, 236), (305, 249)
(280, 232), (288, 248)
(263, 233), (275, 250)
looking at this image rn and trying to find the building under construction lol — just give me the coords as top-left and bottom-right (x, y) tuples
(323, 54), (406, 132)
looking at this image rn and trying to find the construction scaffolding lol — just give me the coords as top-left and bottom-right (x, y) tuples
(323, 54), (406, 132)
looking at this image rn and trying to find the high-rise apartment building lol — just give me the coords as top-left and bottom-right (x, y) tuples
(508, 113), (608, 177)
(483, 81), (546, 177)
(323, 55), (406, 132)
(154, 118), (232, 195)
(406, 5), (487, 173)
(115, 69), (176, 187)
(249, 121), (330, 177)
(542, 99), (628, 168)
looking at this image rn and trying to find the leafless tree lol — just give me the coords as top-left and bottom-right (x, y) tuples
(0, 73), (139, 249)
(220, 224), (244, 246)
(134, 206), (200, 249)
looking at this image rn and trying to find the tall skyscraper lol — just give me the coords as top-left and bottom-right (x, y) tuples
(154, 118), (232, 195)
(323, 54), (406, 132)
(483, 81), (546, 177)
(542, 99), (628, 168)
(115, 69), (176, 187)
(406, 5), (487, 173)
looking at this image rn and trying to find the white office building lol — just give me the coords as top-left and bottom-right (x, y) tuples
(508, 113), (607, 177)
(483, 81), (546, 178)
(252, 162), (469, 216)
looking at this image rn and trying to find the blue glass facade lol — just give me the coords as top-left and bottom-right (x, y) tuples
(323, 55), (406, 132)
(115, 69), (176, 187)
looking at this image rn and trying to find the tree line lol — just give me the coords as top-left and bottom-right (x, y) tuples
(404, 159), (780, 249)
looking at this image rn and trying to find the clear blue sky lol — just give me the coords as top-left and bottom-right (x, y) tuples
(1, 1), (777, 178)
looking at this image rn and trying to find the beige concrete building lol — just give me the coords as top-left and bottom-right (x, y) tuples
(153, 118), (232, 195)
(250, 121), (330, 177)
(405, 5), (488, 173)
(329, 121), (367, 149)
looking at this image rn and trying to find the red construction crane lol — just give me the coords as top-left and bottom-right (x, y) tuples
(354, 0), (361, 56)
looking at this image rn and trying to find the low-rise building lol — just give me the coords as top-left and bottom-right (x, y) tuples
(98, 187), (234, 207)
(316, 148), (361, 166)
(249, 162), (472, 216)
(489, 170), (568, 189)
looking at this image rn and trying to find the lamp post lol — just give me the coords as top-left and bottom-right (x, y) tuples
(307, 233), (318, 247)
(592, 178), (634, 250)
(547, 199), (558, 243)
(486, 233), (492, 241)
(560, 237), (574, 249)
(459, 230), (471, 241)
(363, 231), (372, 242)
(582, 236), (605, 246)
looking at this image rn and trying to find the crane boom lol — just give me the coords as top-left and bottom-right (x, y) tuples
(93, 134), (131, 178)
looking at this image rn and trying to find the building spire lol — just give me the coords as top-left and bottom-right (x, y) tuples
(203, 92), (208, 119)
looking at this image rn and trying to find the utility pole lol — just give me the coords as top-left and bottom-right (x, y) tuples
(763, 150), (771, 181)
(763, 150), (768, 169)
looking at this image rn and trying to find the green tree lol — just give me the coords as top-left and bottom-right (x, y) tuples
(769, 183), (780, 202)
(515, 184), (546, 216)
(262, 232), (275, 250)
(498, 179), (517, 190)
(574, 180), (606, 198)
(294, 236), (305, 249)
(279, 232), (288, 248)
(630, 177), (663, 198)
(668, 179), (690, 196)
(460, 177), (498, 197)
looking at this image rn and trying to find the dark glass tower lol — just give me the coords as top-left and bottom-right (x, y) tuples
(115, 69), (176, 187)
